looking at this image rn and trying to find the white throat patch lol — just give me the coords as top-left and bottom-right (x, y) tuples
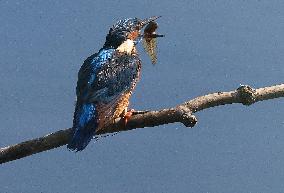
(117, 39), (134, 55)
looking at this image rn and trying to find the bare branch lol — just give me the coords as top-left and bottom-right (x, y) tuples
(1, 83), (284, 164)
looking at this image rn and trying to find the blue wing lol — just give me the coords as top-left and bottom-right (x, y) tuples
(67, 49), (141, 151)
(67, 49), (114, 151)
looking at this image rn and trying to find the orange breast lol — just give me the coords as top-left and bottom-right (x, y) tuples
(113, 92), (132, 118)
(95, 91), (132, 132)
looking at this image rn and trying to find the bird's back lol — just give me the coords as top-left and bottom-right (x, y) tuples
(68, 48), (141, 151)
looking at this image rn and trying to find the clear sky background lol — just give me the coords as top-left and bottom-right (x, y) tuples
(1, 1), (284, 193)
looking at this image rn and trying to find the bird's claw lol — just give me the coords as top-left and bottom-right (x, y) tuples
(122, 109), (135, 126)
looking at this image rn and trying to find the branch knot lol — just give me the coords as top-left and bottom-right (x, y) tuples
(237, 85), (257, 105)
(176, 106), (197, 127)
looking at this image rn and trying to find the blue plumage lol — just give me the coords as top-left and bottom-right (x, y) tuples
(68, 103), (98, 151)
(68, 16), (161, 151)
(67, 49), (116, 151)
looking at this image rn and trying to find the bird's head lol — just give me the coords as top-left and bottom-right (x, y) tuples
(103, 16), (160, 54)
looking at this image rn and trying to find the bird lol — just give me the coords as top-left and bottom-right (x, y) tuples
(67, 16), (161, 151)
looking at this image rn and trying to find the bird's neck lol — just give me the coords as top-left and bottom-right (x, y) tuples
(116, 39), (136, 55)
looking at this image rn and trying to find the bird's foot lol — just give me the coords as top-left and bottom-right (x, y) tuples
(122, 109), (135, 126)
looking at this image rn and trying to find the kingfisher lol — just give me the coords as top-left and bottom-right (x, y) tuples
(67, 16), (161, 151)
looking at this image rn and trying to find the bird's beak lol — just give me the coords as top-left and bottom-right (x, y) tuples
(139, 16), (161, 28)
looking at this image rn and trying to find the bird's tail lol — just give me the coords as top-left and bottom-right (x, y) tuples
(67, 103), (98, 151)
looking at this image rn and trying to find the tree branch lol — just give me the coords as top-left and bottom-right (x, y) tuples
(1, 83), (284, 164)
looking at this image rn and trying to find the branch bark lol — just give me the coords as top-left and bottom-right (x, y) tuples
(1, 84), (284, 164)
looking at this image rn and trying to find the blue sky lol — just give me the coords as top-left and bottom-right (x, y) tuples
(1, 1), (284, 192)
